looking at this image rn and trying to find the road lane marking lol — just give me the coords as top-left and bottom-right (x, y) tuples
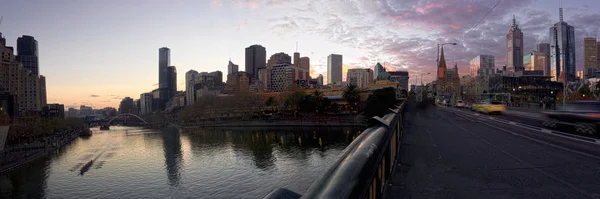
(542, 129), (552, 133)
(443, 107), (600, 144)
(447, 118), (597, 199)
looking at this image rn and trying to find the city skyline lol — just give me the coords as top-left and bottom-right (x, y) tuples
(1, 0), (599, 108)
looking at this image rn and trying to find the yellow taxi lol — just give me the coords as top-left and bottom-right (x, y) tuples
(474, 100), (506, 114)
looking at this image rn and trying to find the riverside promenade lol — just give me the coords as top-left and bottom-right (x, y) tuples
(0, 128), (83, 173)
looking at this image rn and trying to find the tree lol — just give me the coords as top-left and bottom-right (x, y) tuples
(579, 84), (593, 97)
(284, 85), (306, 114)
(343, 84), (360, 112)
(365, 87), (397, 117)
(265, 97), (277, 108)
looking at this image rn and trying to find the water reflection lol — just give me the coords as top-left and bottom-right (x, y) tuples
(0, 155), (50, 198)
(1, 126), (362, 198)
(162, 127), (183, 187)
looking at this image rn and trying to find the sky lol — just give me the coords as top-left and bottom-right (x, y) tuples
(1, 0), (599, 109)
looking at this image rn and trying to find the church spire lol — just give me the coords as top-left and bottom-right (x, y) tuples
(437, 46), (447, 80)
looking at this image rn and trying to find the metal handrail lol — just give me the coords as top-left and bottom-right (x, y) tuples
(263, 100), (407, 199)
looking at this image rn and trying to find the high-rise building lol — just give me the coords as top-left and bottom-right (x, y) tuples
(327, 54), (343, 85)
(299, 57), (310, 78)
(226, 72), (250, 92)
(584, 37), (598, 78)
(469, 55), (495, 77)
(166, 66), (177, 98)
(537, 43), (551, 76)
(185, 70), (198, 106)
(597, 42), (600, 66)
(140, 93), (153, 115)
(507, 16), (524, 73)
(347, 68), (373, 88)
(210, 71), (223, 86)
(245, 45), (266, 78)
(0, 34), (39, 114)
(293, 52), (300, 68)
(549, 6), (576, 82)
(523, 52), (548, 72)
(388, 71), (410, 91)
(374, 62), (386, 80)
(37, 75), (47, 109)
(158, 47), (170, 109)
(269, 63), (308, 92)
(79, 105), (93, 117)
(228, 60), (239, 75)
(267, 52), (292, 68)
(317, 74), (324, 86)
(16, 35), (39, 76)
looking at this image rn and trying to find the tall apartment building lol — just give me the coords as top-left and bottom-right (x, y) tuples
(327, 54), (343, 85)
(269, 63), (308, 92)
(549, 6), (576, 82)
(245, 45), (266, 78)
(347, 68), (373, 88)
(0, 33), (41, 114)
(506, 16), (524, 73)
(158, 47), (170, 110)
(537, 43), (551, 76)
(16, 35), (39, 76)
(523, 51), (548, 72)
(584, 37), (598, 78)
(228, 60), (239, 75)
(140, 93), (153, 115)
(469, 55), (495, 77)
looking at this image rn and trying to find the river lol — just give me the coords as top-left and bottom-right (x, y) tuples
(0, 126), (361, 199)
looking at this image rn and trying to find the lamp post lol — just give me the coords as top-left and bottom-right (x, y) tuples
(436, 42), (458, 102)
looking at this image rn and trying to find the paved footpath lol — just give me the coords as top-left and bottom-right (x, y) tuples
(387, 106), (600, 199)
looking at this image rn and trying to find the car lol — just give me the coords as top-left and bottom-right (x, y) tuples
(456, 100), (465, 108)
(541, 101), (600, 135)
(474, 100), (505, 114)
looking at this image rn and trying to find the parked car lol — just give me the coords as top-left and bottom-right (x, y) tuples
(456, 100), (464, 108)
(473, 100), (505, 114)
(541, 100), (600, 135)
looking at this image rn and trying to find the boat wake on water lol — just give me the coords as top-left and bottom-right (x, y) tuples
(79, 148), (108, 176)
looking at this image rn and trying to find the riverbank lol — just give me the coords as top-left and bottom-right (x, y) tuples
(179, 116), (367, 128)
(0, 128), (82, 174)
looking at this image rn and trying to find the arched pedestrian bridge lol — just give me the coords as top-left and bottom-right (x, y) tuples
(106, 113), (148, 125)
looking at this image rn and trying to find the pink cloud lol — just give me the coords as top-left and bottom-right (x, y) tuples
(236, 0), (259, 9)
(451, 24), (462, 29)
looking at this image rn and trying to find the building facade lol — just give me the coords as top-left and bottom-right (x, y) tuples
(584, 37), (598, 78)
(347, 68), (373, 88)
(374, 62), (386, 80)
(16, 35), (39, 76)
(158, 47), (170, 110)
(506, 16), (524, 73)
(245, 45), (266, 79)
(228, 60), (239, 75)
(269, 63), (308, 92)
(327, 54), (343, 85)
(549, 7), (576, 82)
(388, 71), (409, 91)
(42, 103), (64, 118)
(469, 55), (495, 77)
(523, 51), (548, 72)
(140, 93), (153, 115)
(537, 43), (552, 76)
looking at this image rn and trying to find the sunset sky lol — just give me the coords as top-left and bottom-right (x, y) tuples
(1, 0), (599, 109)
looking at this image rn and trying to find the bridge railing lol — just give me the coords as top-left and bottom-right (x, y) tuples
(263, 100), (407, 199)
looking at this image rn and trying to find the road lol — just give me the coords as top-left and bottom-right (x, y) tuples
(388, 106), (600, 199)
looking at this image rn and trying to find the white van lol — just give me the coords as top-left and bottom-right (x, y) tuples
(456, 100), (465, 108)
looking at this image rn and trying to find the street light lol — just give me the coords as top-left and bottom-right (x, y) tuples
(437, 43), (458, 65)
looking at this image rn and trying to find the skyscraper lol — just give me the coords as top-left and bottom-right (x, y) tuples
(374, 62), (386, 80)
(158, 47), (170, 109)
(185, 70), (198, 106)
(537, 43), (551, 76)
(166, 66), (177, 98)
(507, 16), (524, 73)
(469, 55), (495, 77)
(584, 37), (598, 78)
(245, 45), (266, 78)
(227, 60), (239, 75)
(327, 54), (342, 85)
(549, 6), (576, 82)
(16, 35), (39, 76)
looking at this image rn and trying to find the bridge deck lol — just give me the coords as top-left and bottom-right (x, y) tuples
(387, 106), (600, 198)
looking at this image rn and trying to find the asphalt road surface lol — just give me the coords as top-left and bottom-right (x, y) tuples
(387, 105), (600, 199)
